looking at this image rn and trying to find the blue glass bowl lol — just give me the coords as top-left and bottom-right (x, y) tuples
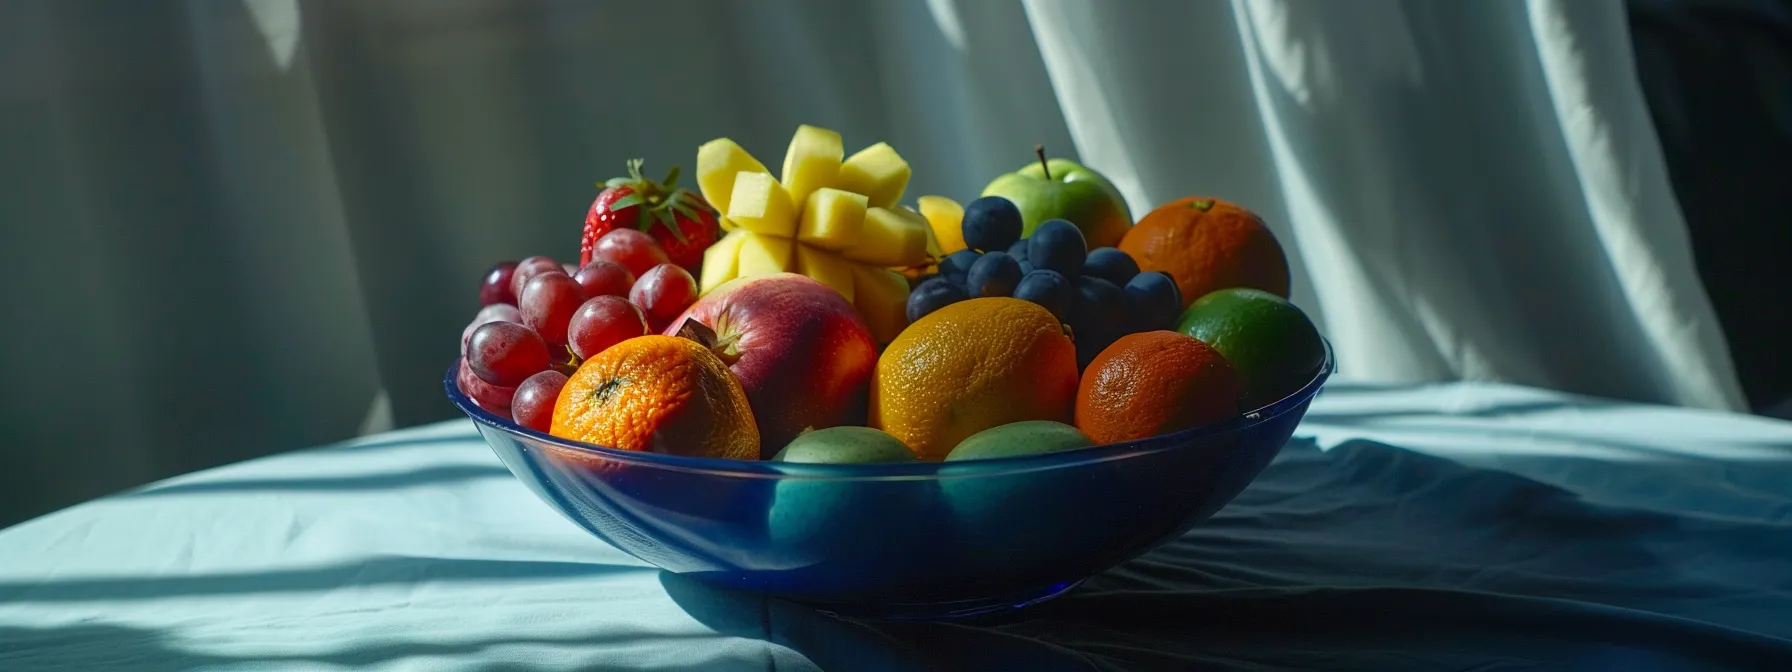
(445, 342), (1332, 620)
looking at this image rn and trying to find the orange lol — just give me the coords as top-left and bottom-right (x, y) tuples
(1075, 330), (1243, 444)
(1118, 197), (1289, 309)
(870, 297), (1078, 460)
(550, 334), (759, 460)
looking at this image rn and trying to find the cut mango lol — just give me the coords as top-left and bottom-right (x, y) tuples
(781, 125), (843, 207)
(700, 229), (748, 296)
(836, 143), (911, 209)
(697, 139), (769, 216)
(736, 232), (795, 277)
(917, 195), (966, 256)
(727, 171), (798, 237)
(795, 244), (856, 303)
(797, 188), (868, 251)
(843, 207), (931, 266)
(852, 265), (911, 345)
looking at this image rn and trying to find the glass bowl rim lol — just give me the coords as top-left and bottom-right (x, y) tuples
(446, 338), (1332, 481)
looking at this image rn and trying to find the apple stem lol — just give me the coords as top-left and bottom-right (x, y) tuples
(1035, 144), (1050, 180)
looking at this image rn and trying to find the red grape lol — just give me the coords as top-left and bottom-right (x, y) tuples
(460, 303), (522, 356)
(519, 272), (584, 348)
(567, 296), (649, 360)
(457, 358), (517, 412)
(511, 370), (568, 432)
(593, 230), (670, 278)
(468, 321), (551, 386)
(510, 256), (562, 300)
(573, 260), (635, 299)
(481, 261), (518, 306)
(630, 263), (699, 333)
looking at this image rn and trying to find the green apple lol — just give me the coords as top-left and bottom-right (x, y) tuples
(981, 152), (1133, 249)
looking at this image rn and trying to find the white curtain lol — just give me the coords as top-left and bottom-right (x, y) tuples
(0, 0), (1743, 524)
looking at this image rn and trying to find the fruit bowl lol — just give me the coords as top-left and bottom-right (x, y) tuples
(444, 340), (1331, 621)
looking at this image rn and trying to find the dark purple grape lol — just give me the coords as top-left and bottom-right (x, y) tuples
(906, 278), (968, 323)
(1125, 271), (1183, 332)
(511, 370), (568, 432)
(468, 321), (551, 386)
(480, 261), (518, 306)
(1084, 247), (1140, 288)
(1027, 219), (1086, 278)
(519, 272), (585, 348)
(568, 296), (648, 360)
(966, 251), (1023, 298)
(1069, 276), (1127, 369)
(1013, 269), (1074, 322)
(961, 196), (1023, 253)
(939, 250), (981, 289)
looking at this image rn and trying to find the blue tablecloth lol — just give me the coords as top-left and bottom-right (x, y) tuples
(4, 381), (1791, 671)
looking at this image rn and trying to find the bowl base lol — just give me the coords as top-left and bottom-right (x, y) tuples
(795, 579), (1084, 622)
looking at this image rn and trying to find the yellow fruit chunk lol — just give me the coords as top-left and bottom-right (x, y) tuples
(852, 265), (910, 346)
(700, 230), (748, 295)
(797, 188), (868, 251)
(795, 244), (855, 303)
(843, 207), (930, 266)
(697, 138), (770, 216)
(781, 125), (843, 207)
(917, 195), (966, 256)
(737, 232), (795, 277)
(727, 171), (798, 237)
(836, 143), (911, 209)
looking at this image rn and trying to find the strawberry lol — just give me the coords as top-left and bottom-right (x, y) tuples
(581, 159), (720, 272)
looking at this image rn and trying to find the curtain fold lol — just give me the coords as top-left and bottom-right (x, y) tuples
(0, 0), (1744, 525)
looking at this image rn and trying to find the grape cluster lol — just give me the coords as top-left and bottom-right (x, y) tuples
(906, 196), (1183, 368)
(458, 229), (700, 430)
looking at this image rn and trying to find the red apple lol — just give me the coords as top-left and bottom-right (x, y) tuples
(664, 273), (877, 456)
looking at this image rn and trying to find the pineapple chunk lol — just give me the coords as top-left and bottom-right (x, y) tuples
(736, 232), (796, 277)
(727, 171), (798, 237)
(916, 195), (966, 256)
(835, 143), (912, 209)
(781, 125), (843, 206)
(843, 207), (931, 266)
(795, 244), (855, 303)
(700, 229), (748, 296)
(697, 138), (769, 215)
(797, 188), (868, 251)
(852, 265), (911, 345)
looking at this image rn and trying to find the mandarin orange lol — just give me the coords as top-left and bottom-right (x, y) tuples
(1118, 197), (1289, 309)
(550, 333), (759, 460)
(1074, 330), (1243, 444)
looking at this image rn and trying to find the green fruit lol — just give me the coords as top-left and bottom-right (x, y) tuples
(981, 157), (1132, 249)
(1175, 288), (1325, 410)
(771, 426), (917, 464)
(945, 420), (1094, 462)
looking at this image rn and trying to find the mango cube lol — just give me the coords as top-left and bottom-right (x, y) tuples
(727, 171), (798, 237)
(697, 138), (770, 216)
(835, 143), (912, 209)
(916, 195), (966, 256)
(781, 125), (843, 207)
(795, 244), (855, 303)
(797, 188), (868, 251)
(842, 207), (930, 266)
(851, 265), (911, 345)
(700, 229), (748, 296)
(736, 232), (795, 277)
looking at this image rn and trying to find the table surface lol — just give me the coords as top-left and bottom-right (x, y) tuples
(4, 380), (1792, 671)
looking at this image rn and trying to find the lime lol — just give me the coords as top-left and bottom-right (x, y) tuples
(1175, 288), (1324, 410)
(944, 420), (1094, 461)
(771, 426), (916, 464)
